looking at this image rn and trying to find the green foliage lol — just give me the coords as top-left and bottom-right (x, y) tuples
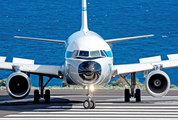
(111, 81), (119, 86)
(110, 77), (145, 89)
(170, 84), (177, 89)
(62, 81), (70, 87)
(0, 79), (7, 86)
(111, 78), (130, 87)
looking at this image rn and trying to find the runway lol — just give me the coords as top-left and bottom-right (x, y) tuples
(0, 89), (178, 119)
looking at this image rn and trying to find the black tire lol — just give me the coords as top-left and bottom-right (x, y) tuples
(34, 90), (40, 104)
(44, 90), (50, 103)
(135, 89), (141, 102)
(83, 100), (91, 109)
(90, 100), (96, 109)
(125, 89), (130, 102)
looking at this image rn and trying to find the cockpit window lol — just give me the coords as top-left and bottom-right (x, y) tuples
(79, 51), (89, 57)
(66, 50), (111, 59)
(100, 50), (106, 57)
(90, 51), (100, 57)
(71, 50), (79, 57)
(103, 50), (109, 57)
(106, 51), (113, 57)
(65, 51), (73, 58)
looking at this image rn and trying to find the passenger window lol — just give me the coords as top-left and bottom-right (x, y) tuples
(79, 51), (89, 57)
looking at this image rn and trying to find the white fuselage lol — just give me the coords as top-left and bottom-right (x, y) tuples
(64, 30), (113, 86)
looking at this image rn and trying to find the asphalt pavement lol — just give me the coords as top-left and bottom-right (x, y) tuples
(0, 89), (178, 119)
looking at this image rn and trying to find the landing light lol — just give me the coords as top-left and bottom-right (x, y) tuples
(89, 85), (95, 91)
(59, 76), (63, 79)
(125, 85), (128, 89)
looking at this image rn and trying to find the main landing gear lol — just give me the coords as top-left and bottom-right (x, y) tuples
(34, 75), (53, 104)
(122, 73), (141, 102)
(83, 86), (96, 109)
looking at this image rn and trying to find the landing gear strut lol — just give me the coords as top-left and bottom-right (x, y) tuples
(34, 75), (52, 104)
(122, 73), (141, 102)
(83, 86), (96, 109)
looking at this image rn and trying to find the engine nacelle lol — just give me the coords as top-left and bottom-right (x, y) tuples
(6, 72), (31, 99)
(145, 70), (170, 97)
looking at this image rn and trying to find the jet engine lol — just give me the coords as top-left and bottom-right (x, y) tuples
(6, 72), (31, 99)
(145, 70), (170, 97)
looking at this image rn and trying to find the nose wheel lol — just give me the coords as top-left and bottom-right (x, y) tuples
(83, 99), (95, 109)
(83, 86), (96, 109)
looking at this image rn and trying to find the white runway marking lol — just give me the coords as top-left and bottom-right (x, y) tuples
(3, 95), (178, 119)
(47, 105), (178, 109)
(5, 114), (178, 117)
(1, 118), (178, 120)
(32, 108), (178, 112)
(20, 111), (178, 115)
(5, 104), (178, 119)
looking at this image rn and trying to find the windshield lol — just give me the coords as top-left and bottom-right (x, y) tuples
(72, 50), (79, 57)
(90, 51), (100, 57)
(100, 50), (107, 57)
(79, 51), (89, 57)
(66, 50), (109, 59)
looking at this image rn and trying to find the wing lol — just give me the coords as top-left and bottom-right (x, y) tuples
(105, 35), (154, 43)
(14, 36), (66, 45)
(112, 54), (178, 78)
(0, 57), (63, 78)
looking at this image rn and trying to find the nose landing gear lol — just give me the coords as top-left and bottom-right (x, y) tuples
(83, 86), (96, 109)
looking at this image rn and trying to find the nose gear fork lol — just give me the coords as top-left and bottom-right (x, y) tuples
(83, 86), (96, 109)
(86, 88), (92, 101)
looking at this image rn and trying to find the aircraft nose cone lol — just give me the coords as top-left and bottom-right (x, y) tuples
(78, 61), (101, 81)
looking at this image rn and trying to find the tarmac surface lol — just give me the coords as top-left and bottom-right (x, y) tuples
(0, 89), (178, 119)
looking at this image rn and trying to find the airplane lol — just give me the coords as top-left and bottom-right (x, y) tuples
(0, 0), (177, 109)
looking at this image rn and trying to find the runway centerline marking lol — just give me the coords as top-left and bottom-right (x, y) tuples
(47, 105), (178, 109)
(1, 118), (178, 120)
(19, 111), (178, 115)
(32, 109), (178, 112)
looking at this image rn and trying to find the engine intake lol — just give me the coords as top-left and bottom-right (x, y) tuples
(145, 70), (170, 97)
(6, 72), (31, 99)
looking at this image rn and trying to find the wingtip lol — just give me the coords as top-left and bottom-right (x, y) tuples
(145, 34), (154, 38)
(14, 36), (20, 38)
(146, 34), (154, 37)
